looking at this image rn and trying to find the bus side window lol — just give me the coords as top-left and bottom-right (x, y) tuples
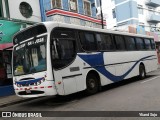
(51, 29), (76, 69)
(79, 32), (97, 51)
(79, 32), (87, 50)
(135, 38), (145, 50)
(144, 39), (152, 50)
(84, 33), (97, 51)
(124, 36), (136, 51)
(114, 35), (126, 50)
(96, 33), (114, 51)
(151, 39), (156, 50)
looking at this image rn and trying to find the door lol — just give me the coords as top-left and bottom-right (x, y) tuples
(50, 28), (79, 95)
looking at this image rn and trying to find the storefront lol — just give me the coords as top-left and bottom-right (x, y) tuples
(0, 19), (34, 96)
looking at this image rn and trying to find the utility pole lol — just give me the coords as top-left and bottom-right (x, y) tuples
(99, 0), (104, 29)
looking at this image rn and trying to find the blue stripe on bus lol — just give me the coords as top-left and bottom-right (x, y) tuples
(15, 77), (44, 85)
(78, 53), (156, 82)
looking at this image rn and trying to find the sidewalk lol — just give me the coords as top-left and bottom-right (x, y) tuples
(0, 95), (35, 108)
(0, 64), (159, 108)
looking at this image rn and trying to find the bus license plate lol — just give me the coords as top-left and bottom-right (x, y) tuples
(26, 89), (31, 93)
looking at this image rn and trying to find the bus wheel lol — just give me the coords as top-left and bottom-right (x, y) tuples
(86, 74), (99, 95)
(139, 64), (146, 79)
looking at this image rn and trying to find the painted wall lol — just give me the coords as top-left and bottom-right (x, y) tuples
(115, 0), (126, 4)
(6, 0), (42, 22)
(137, 0), (160, 32)
(91, 0), (96, 17)
(103, 0), (160, 35)
(102, 0), (116, 29)
(42, 0), (96, 21)
(115, 1), (138, 22)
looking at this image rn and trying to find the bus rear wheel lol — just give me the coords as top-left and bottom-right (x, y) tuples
(86, 74), (99, 95)
(139, 64), (146, 79)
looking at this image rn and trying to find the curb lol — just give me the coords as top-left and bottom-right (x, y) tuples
(0, 85), (15, 97)
(0, 97), (37, 108)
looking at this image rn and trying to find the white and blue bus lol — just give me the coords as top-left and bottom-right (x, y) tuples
(12, 22), (158, 97)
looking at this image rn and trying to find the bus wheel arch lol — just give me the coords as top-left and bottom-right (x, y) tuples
(85, 70), (101, 95)
(139, 63), (146, 79)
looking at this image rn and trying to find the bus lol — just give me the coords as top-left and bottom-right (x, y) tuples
(12, 22), (158, 97)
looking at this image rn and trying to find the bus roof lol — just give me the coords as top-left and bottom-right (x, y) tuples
(13, 21), (154, 43)
(43, 22), (154, 39)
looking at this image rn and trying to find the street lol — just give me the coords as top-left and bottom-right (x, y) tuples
(1, 69), (160, 120)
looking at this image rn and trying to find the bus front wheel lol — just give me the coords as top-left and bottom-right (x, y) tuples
(86, 74), (99, 95)
(139, 64), (146, 79)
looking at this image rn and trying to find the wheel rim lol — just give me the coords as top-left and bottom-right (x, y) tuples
(88, 78), (96, 90)
(140, 65), (145, 79)
(141, 70), (145, 77)
(86, 74), (99, 94)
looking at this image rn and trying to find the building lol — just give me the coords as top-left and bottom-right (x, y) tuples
(42, 0), (106, 28)
(0, 0), (42, 47)
(96, 0), (160, 36)
(96, 0), (160, 63)
(0, 0), (42, 96)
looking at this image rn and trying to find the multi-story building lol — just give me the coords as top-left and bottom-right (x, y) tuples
(96, 0), (160, 63)
(42, 0), (106, 28)
(96, 0), (160, 35)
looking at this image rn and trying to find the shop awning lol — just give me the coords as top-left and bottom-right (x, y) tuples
(0, 43), (13, 50)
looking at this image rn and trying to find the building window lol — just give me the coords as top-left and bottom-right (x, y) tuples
(52, 0), (62, 9)
(112, 9), (116, 18)
(96, 0), (100, 7)
(0, 8), (2, 17)
(70, 0), (78, 12)
(0, 0), (3, 17)
(19, 2), (33, 18)
(148, 7), (154, 15)
(138, 5), (143, 14)
(84, 0), (91, 16)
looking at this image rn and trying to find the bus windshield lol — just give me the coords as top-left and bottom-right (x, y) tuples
(13, 36), (47, 76)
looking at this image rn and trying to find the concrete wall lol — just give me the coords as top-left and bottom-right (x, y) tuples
(115, 0), (138, 22)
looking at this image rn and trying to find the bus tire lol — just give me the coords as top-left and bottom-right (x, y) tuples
(139, 64), (146, 79)
(86, 73), (99, 95)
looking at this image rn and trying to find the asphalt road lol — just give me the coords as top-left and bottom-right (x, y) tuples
(1, 69), (160, 120)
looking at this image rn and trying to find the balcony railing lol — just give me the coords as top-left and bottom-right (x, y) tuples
(146, 0), (160, 7)
(147, 14), (160, 23)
